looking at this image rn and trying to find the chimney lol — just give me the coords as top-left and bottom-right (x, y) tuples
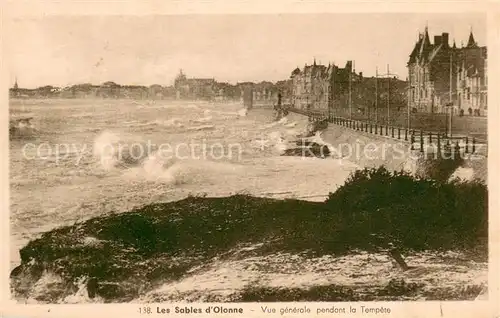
(434, 35), (442, 46)
(346, 61), (353, 72)
(441, 32), (449, 47)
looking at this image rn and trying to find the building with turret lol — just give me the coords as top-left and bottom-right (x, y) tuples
(290, 59), (360, 112)
(407, 27), (487, 115)
(456, 32), (488, 116)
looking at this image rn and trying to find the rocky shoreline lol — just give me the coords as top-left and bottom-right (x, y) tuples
(9, 117), (36, 140)
(279, 117), (332, 159)
(10, 166), (488, 303)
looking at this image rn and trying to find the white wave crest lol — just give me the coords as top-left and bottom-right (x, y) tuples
(124, 150), (181, 184)
(278, 116), (288, 124)
(187, 125), (216, 131)
(237, 108), (248, 117)
(449, 166), (474, 182)
(92, 130), (153, 170)
(153, 118), (184, 128)
(251, 131), (290, 154)
(192, 116), (213, 123)
(261, 121), (280, 129)
(303, 131), (334, 155)
(159, 118), (184, 127)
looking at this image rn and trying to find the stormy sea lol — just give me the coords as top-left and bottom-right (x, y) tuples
(9, 99), (487, 303)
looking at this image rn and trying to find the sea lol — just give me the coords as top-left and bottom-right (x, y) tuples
(9, 98), (359, 271)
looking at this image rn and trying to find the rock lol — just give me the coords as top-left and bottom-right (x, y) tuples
(305, 119), (329, 137)
(10, 261), (45, 299)
(10, 184), (487, 303)
(475, 285), (488, 300)
(282, 140), (330, 158)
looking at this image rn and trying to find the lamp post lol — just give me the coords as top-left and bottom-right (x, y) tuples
(407, 84), (412, 134)
(447, 103), (453, 138)
(349, 62), (353, 120)
(375, 67), (378, 123)
(447, 50), (454, 138)
(387, 64), (390, 127)
(374, 65), (399, 126)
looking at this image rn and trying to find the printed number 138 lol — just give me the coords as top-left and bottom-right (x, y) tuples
(139, 307), (152, 314)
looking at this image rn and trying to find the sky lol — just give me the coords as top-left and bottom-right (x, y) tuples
(6, 13), (486, 88)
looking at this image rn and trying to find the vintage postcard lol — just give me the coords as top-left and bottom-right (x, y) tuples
(1, 1), (499, 317)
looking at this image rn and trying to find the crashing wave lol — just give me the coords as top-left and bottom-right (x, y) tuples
(277, 116), (288, 124)
(237, 108), (248, 117)
(250, 131), (291, 154)
(123, 150), (181, 184)
(92, 130), (154, 170)
(449, 166), (474, 182)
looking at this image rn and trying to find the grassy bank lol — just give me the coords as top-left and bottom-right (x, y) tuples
(11, 167), (487, 302)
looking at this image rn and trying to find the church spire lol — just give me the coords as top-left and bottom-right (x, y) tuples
(452, 39), (457, 49)
(13, 77), (18, 90)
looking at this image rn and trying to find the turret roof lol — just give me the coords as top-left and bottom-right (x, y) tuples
(467, 30), (477, 48)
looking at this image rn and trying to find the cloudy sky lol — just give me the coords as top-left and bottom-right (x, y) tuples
(6, 13), (486, 88)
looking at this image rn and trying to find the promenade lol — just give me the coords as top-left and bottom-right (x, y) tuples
(286, 106), (487, 157)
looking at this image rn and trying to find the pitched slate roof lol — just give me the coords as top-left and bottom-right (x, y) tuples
(409, 28), (455, 65)
(408, 34), (424, 64)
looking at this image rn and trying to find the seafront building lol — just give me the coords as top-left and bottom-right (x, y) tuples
(407, 27), (487, 115)
(290, 59), (361, 112)
(455, 33), (488, 116)
(174, 69), (216, 100)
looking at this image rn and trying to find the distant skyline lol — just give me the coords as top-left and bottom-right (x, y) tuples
(5, 13), (486, 89)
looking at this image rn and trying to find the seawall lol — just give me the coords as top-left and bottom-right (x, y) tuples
(283, 111), (487, 183)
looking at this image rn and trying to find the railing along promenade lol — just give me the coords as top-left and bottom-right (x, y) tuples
(286, 106), (487, 156)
